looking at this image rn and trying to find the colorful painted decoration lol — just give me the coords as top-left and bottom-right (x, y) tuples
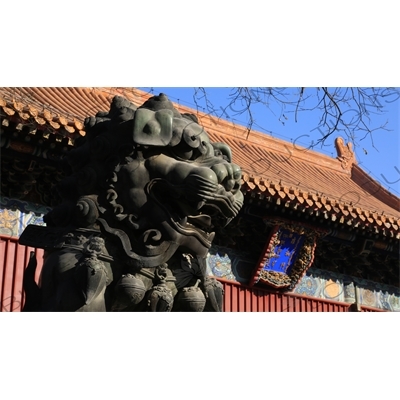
(0, 197), (49, 237)
(250, 221), (322, 290)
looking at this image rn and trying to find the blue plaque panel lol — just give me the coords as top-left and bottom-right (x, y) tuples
(251, 220), (324, 290)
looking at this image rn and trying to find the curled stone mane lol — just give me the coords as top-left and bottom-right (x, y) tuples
(21, 94), (244, 312)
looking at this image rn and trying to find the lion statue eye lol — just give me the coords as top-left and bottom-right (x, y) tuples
(170, 141), (194, 161)
(173, 148), (194, 161)
(170, 141), (207, 162)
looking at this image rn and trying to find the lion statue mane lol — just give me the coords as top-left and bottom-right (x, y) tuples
(20, 94), (244, 311)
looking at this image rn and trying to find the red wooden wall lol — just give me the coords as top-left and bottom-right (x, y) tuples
(0, 235), (44, 312)
(360, 305), (386, 312)
(1, 235), (385, 312)
(219, 278), (352, 312)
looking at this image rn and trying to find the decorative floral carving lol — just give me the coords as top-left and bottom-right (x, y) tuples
(252, 220), (323, 290)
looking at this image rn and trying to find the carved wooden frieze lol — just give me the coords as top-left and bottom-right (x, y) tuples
(250, 220), (325, 290)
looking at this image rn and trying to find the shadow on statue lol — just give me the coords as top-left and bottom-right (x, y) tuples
(19, 94), (244, 311)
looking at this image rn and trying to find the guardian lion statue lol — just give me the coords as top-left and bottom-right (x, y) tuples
(20, 93), (244, 311)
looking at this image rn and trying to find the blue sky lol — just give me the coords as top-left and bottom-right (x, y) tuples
(139, 87), (400, 197)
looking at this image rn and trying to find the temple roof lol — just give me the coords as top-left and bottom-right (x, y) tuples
(1, 87), (399, 238)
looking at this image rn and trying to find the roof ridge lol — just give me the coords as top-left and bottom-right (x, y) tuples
(351, 164), (400, 213)
(98, 88), (351, 175)
(0, 87), (363, 177)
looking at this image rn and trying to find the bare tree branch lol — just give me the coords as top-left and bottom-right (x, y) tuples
(192, 87), (398, 151)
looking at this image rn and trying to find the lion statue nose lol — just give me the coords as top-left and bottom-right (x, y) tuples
(211, 162), (242, 193)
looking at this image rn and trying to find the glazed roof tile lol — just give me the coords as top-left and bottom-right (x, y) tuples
(1, 87), (399, 235)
